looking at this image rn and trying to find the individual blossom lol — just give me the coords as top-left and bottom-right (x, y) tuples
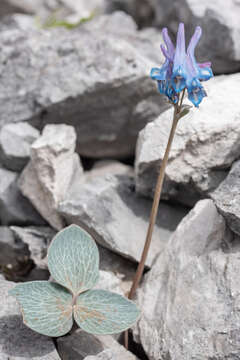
(151, 23), (213, 107)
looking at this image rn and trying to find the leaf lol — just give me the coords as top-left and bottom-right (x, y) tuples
(48, 225), (99, 295)
(177, 104), (192, 120)
(9, 281), (73, 337)
(74, 289), (140, 335)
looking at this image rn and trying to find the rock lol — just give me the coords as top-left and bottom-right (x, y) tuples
(19, 124), (84, 230)
(0, 122), (39, 172)
(0, 277), (60, 359)
(0, 167), (45, 226)
(147, 0), (240, 74)
(212, 160), (240, 236)
(0, 0), (106, 22)
(85, 160), (133, 182)
(134, 199), (240, 360)
(59, 174), (188, 266)
(10, 226), (56, 269)
(0, 226), (29, 273)
(57, 329), (137, 360)
(0, 12), (167, 158)
(96, 270), (124, 296)
(135, 74), (240, 206)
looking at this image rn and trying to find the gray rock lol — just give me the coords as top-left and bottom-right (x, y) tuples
(147, 0), (240, 74)
(134, 199), (240, 360)
(135, 74), (240, 206)
(19, 124), (84, 230)
(0, 226), (29, 273)
(10, 226), (56, 269)
(0, 12), (167, 158)
(59, 174), (188, 266)
(0, 122), (39, 172)
(85, 160), (133, 182)
(212, 160), (240, 236)
(0, 167), (45, 226)
(57, 329), (137, 360)
(0, 278), (60, 359)
(96, 270), (124, 296)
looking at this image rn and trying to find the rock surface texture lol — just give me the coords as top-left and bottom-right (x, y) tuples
(59, 174), (188, 266)
(134, 199), (240, 360)
(146, 0), (240, 74)
(0, 277), (60, 359)
(135, 74), (240, 206)
(19, 124), (83, 230)
(212, 160), (240, 236)
(0, 12), (167, 158)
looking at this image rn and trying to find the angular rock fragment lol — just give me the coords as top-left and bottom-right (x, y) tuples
(134, 199), (240, 360)
(19, 124), (84, 230)
(57, 329), (137, 360)
(85, 160), (133, 182)
(0, 122), (39, 172)
(212, 160), (240, 236)
(0, 278), (60, 359)
(135, 74), (240, 206)
(0, 167), (45, 226)
(59, 174), (188, 266)
(0, 12), (167, 158)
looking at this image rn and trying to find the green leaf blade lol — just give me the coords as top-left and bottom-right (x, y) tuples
(74, 289), (140, 335)
(48, 225), (99, 295)
(9, 281), (73, 337)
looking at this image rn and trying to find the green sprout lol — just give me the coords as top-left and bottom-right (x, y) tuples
(9, 225), (140, 337)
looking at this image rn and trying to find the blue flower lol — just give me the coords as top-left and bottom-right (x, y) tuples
(151, 23), (213, 107)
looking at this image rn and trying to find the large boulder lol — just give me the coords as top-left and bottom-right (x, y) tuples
(134, 199), (240, 360)
(0, 277), (60, 359)
(59, 174), (188, 266)
(19, 124), (84, 230)
(212, 160), (240, 236)
(0, 12), (167, 158)
(135, 74), (240, 206)
(146, 0), (240, 74)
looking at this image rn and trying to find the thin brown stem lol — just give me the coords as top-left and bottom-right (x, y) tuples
(124, 92), (185, 349)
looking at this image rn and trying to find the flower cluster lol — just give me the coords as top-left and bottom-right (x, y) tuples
(151, 23), (213, 107)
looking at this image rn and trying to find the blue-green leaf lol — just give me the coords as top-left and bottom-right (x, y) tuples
(9, 281), (73, 337)
(48, 225), (99, 295)
(74, 289), (140, 334)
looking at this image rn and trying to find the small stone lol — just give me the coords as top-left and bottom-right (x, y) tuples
(212, 160), (240, 236)
(19, 124), (84, 230)
(96, 270), (124, 296)
(0, 167), (45, 226)
(134, 199), (240, 360)
(57, 329), (137, 360)
(0, 122), (39, 172)
(135, 74), (240, 206)
(0, 277), (60, 359)
(85, 160), (133, 181)
(59, 174), (188, 266)
(10, 226), (56, 269)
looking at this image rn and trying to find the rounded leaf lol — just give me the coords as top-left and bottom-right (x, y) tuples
(74, 289), (140, 335)
(9, 281), (73, 337)
(48, 225), (99, 295)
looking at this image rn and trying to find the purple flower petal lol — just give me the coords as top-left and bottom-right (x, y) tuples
(162, 27), (175, 60)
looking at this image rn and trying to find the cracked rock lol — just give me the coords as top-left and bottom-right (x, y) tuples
(134, 199), (240, 360)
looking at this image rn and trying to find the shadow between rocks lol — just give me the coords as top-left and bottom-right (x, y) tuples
(0, 315), (55, 358)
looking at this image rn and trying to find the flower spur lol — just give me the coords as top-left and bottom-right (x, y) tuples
(151, 23), (213, 107)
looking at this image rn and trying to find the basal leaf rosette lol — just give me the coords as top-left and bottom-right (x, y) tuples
(9, 225), (140, 337)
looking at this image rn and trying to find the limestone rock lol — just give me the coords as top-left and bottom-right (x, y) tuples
(148, 0), (240, 74)
(0, 277), (60, 359)
(85, 160), (133, 182)
(59, 174), (188, 266)
(212, 160), (240, 236)
(135, 74), (240, 206)
(19, 124), (84, 230)
(134, 199), (240, 360)
(0, 12), (167, 158)
(0, 167), (45, 226)
(0, 122), (39, 172)
(57, 329), (137, 360)
(10, 226), (56, 269)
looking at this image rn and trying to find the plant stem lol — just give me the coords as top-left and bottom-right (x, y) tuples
(124, 92), (185, 349)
